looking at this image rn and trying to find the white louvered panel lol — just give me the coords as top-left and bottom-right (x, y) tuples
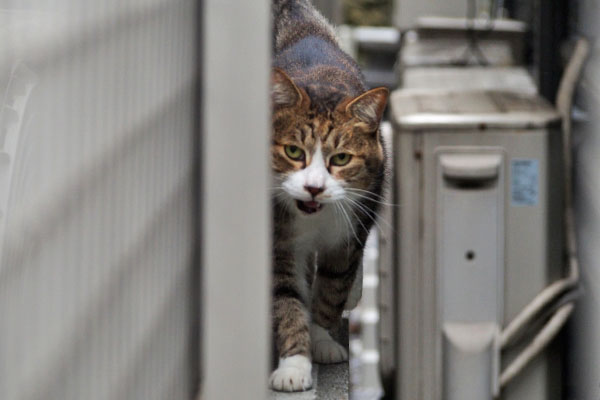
(0, 1), (198, 399)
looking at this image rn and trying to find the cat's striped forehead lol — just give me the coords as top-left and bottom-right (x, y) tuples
(272, 111), (380, 155)
(274, 113), (333, 149)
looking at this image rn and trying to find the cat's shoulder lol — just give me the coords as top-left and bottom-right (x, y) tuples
(272, 0), (338, 54)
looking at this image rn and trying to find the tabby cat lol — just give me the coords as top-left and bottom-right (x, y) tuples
(270, 0), (388, 392)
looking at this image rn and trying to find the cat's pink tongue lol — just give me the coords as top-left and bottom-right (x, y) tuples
(296, 200), (323, 214)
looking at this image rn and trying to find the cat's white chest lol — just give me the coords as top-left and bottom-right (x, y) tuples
(291, 205), (350, 300)
(292, 206), (348, 254)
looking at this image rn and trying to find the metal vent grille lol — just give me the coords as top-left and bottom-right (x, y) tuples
(0, 1), (198, 399)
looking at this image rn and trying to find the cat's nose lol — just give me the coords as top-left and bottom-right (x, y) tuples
(304, 185), (324, 197)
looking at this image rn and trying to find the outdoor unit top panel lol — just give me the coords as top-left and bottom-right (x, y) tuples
(400, 37), (521, 67)
(390, 90), (560, 131)
(415, 16), (527, 34)
(401, 67), (538, 96)
(352, 26), (401, 50)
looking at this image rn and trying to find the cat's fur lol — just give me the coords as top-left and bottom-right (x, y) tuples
(270, 0), (388, 392)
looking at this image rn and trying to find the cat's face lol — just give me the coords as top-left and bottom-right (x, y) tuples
(271, 69), (388, 217)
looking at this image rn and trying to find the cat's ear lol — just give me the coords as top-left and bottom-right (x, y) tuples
(271, 68), (308, 109)
(345, 87), (389, 130)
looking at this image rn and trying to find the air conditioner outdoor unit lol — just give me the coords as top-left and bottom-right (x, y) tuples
(381, 89), (568, 400)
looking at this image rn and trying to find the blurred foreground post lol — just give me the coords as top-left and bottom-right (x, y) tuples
(200, 0), (271, 399)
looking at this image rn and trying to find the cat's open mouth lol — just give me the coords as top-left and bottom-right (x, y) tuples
(296, 200), (323, 215)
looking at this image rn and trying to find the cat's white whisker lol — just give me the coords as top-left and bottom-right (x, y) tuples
(344, 200), (371, 237)
(338, 201), (362, 246)
(344, 198), (369, 235)
(345, 190), (393, 205)
(344, 187), (387, 199)
(334, 203), (353, 256)
(345, 188), (401, 207)
(333, 203), (347, 244)
(344, 196), (394, 233)
(343, 198), (378, 233)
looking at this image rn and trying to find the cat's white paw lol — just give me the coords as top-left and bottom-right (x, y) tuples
(310, 324), (348, 364)
(269, 355), (313, 392)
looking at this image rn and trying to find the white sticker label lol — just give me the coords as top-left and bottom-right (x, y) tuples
(511, 159), (539, 206)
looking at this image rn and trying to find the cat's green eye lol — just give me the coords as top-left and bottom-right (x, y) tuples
(331, 153), (352, 166)
(284, 145), (305, 161)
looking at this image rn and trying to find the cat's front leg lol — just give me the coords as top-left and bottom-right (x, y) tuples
(270, 255), (313, 392)
(310, 247), (362, 364)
